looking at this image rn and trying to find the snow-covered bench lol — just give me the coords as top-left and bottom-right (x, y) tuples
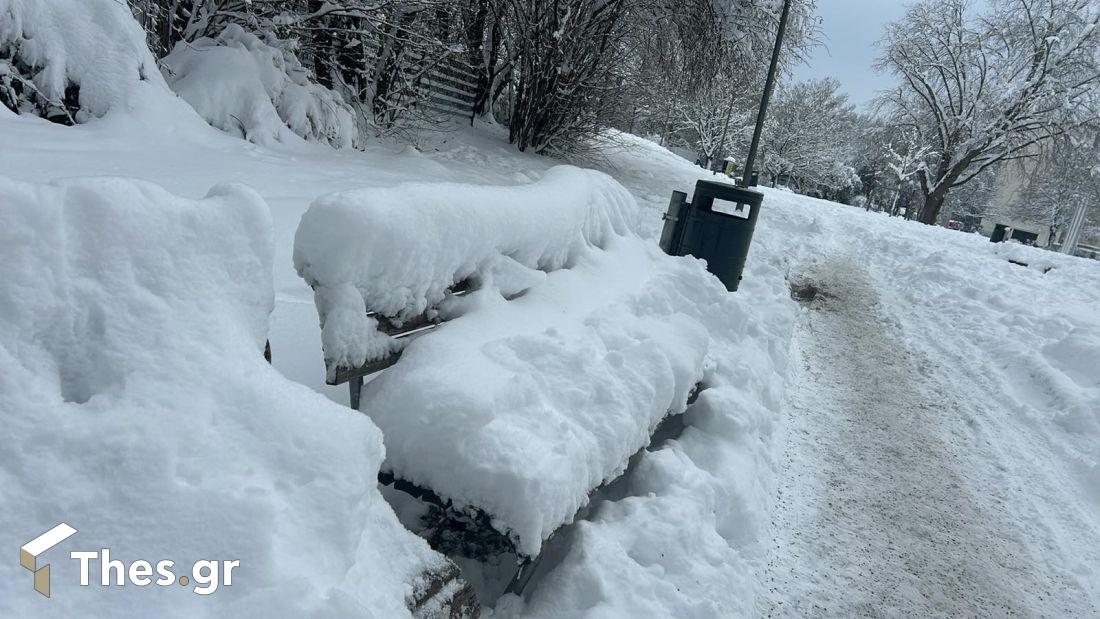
(294, 167), (717, 592)
(0, 177), (474, 617)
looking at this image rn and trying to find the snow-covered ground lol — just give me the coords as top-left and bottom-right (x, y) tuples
(759, 192), (1100, 616)
(2, 39), (1099, 616)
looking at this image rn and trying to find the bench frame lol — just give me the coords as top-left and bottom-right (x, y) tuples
(325, 281), (472, 409)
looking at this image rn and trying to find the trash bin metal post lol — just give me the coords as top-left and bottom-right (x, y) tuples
(659, 190), (690, 254)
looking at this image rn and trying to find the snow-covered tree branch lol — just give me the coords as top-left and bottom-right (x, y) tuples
(876, 0), (1100, 224)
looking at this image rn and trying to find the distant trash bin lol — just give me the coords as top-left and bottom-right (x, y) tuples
(660, 179), (763, 292)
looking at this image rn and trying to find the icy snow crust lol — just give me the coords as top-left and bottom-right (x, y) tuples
(0, 0), (161, 119)
(293, 165), (641, 376)
(0, 177), (442, 616)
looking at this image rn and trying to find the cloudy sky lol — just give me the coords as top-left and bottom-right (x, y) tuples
(791, 0), (910, 110)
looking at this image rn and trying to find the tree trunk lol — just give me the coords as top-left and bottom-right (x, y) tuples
(919, 188), (948, 224)
(917, 152), (978, 225)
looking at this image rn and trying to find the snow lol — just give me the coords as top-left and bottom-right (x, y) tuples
(295, 165), (746, 558)
(0, 0), (161, 120)
(0, 176), (445, 616)
(755, 191), (1100, 615)
(161, 24), (358, 148)
(0, 45), (1097, 615)
(293, 165), (639, 375)
(491, 135), (799, 615)
(359, 236), (716, 557)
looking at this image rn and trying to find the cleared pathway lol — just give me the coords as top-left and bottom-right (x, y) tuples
(762, 256), (1095, 617)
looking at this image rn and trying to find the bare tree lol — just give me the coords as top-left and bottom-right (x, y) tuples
(505, 0), (629, 153)
(671, 72), (756, 169)
(884, 130), (932, 217)
(760, 78), (861, 193)
(877, 0), (1100, 225)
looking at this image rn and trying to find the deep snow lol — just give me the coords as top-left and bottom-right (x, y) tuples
(0, 177), (448, 616)
(1, 28), (1098, 615)
(293, 165), (640, 375)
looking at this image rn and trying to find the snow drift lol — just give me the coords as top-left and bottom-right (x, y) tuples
(0, 0), (161, 121)
(162, 24), (358, 148)
(293, 164), (641, 377)
(0, 176), (446, 616)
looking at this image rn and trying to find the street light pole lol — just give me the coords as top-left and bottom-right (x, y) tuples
(740, 0), (792, 188)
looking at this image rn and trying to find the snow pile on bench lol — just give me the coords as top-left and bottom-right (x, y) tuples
(0, 177), (447, 616)
(365, 239), (716, 556)
(162, 24), (358, 148)
(293, 164), (640, 378)
(0, 0), (161, 120)
(294, 168), (725, 556)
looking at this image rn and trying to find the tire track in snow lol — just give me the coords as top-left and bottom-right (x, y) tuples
(762, 256), (1089, 617)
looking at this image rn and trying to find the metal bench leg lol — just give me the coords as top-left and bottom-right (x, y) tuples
(505, 553), (542, 596)
(349, 375), (363, 410)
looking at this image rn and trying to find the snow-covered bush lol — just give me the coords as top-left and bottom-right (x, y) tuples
(0, 0), (161, 122)
(294, 165), (641, 375)
(162, 24), (357, 148)
(0, 176), (447, 615)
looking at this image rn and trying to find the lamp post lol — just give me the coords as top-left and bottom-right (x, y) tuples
(740, 0), (792, 188)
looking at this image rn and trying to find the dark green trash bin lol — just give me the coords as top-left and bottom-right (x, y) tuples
(659, 179), (763, 292)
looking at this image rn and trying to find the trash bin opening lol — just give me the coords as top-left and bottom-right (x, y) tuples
(711, 198), (752, 219)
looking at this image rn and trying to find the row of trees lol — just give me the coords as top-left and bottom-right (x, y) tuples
(874, 0), (1100, 226)
(777, 0), (1098, 241)
(125, 0), (820, 156)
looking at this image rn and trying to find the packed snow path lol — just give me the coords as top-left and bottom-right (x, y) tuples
(764, 255), (1096, 617)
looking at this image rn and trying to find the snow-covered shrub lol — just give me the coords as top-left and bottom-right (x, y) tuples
(0, 0), (161, 122)
(162, 24), (357, 148)
(0, 176), (447, 615)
